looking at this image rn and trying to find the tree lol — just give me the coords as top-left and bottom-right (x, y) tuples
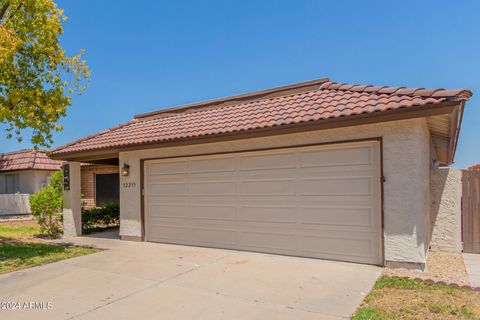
(0, 0), (89, 147)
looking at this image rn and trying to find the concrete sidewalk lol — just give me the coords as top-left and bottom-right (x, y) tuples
(463, 253), (480, 287)
(0, 234), (381, 320)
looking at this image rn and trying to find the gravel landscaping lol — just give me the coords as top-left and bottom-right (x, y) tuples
(383, 251), (470, 286)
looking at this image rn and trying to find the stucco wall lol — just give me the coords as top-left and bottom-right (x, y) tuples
(429, 168), (462, 252)
(63, 162), (82, 237)
(0, 170), (55, 215)
(119, 118), (431, 265)
(0, 170), (53, 194)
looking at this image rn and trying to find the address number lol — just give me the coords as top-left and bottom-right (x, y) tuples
(123, 182), (136, 188)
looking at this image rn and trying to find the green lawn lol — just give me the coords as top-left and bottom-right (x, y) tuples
(352, 277), (480, 320)
(0, 224), (40, 239)
(0, 223), (100, 274)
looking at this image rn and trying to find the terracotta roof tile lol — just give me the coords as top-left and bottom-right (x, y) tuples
(468, 163), (480, 170)
(0, 149), (62, 172)
(51, 80), (473, 156)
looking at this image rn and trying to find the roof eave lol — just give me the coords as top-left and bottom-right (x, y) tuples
(0, 168), (60, 173)
(447, 100), (466, 165)
(49, 101), (460, 162)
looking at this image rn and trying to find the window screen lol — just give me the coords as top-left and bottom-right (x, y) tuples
(95, 173), (120, 206)
(5, 174), (20, 194)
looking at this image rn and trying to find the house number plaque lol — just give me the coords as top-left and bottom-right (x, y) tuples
(122, 182), (136, 188)
(63, 163), (70, 190)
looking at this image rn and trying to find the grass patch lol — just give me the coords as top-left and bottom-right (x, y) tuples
(0, 225), (40, 239)
(0, 243), (99, 274)
(353, 306), (386, 320)
(352, 277), (480, 320)
(0, 222), (100, 274)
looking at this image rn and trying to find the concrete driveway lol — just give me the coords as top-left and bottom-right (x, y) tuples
(0, 234), (381, 320)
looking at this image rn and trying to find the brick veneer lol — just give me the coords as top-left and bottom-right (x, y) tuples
(81, 165), (119, 208)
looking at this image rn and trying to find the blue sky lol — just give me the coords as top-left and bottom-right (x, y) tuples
(2, 0), (479, 167)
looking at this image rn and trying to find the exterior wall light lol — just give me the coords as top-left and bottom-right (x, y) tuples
(121, 163), (130, 176)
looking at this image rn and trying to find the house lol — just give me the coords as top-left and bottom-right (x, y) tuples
(0, 149), (119, 215)
(0, 149), (62, 215)
(0, 149), (62, 194)
(49, 78), (473, 269)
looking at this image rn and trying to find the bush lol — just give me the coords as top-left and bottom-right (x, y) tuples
(29, 170), (63, 238)
(82, 203), (119, 234)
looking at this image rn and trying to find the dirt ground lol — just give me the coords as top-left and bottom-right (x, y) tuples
(0, 218), (39, 228)
(383, 251), (470, 286)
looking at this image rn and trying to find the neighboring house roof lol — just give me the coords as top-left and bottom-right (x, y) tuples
(468, 163), (480, 170)
(0, 149), (62, 172)
(50, 78), (472, 163)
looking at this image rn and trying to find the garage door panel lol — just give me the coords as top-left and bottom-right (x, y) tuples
(297, 166), (376, 178)
(238, 231), (297, 251)
(145, 141), (382, 265)
(299, 207), (375, 228)
(148, 196), (191, 204)
(150, 183), (188, 196)
(191, 227), (238, 246)
(299, 233), (378, 259)
(192, 205), (237, 221)
(238, 206), (296, 223)
(300, 177), (372, 196)
(191, 181), (236, 196)
(240, 153), (296, 171)
(240, 179), (296, 196)
(300, 146), (372, 168)
(149, 204), (188, 218)
(190, 157), (236, 173)
(149, 161), (188, 175)
(148, 215), (190, 226)
(148, 224), (191, 242)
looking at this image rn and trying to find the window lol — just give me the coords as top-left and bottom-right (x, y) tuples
(5, 174), (20, 194)
(95, 173), (119, 206)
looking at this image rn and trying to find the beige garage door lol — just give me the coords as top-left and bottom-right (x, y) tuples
(144, 141), (383, 265)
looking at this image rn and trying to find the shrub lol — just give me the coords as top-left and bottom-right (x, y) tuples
(48, 168), (63, 194)
(82, 202), (120, 233)
(29, 170), (63, 238)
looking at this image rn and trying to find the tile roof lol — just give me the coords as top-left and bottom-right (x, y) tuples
(468, 163), (480, 170)
(51, 79), (472, 156)
(0, 149), (62, 172)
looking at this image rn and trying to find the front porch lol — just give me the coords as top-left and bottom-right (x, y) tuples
(63, 157), (121, 237)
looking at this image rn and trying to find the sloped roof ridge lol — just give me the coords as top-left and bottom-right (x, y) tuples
(134, 78), (331, 120)
(0, 148), (35, 157)
(320, 81), (473, 100)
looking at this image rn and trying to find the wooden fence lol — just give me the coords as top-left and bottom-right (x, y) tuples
(462, 170), (480, 253)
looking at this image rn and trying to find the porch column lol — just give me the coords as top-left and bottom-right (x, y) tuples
(63, 161), (82, 237)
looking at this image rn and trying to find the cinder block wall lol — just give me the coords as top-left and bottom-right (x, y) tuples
(429, 168), (462, 252)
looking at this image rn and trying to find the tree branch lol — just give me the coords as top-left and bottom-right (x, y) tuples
(1, 1), (23, 26)
(0, 2), (9, 22)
